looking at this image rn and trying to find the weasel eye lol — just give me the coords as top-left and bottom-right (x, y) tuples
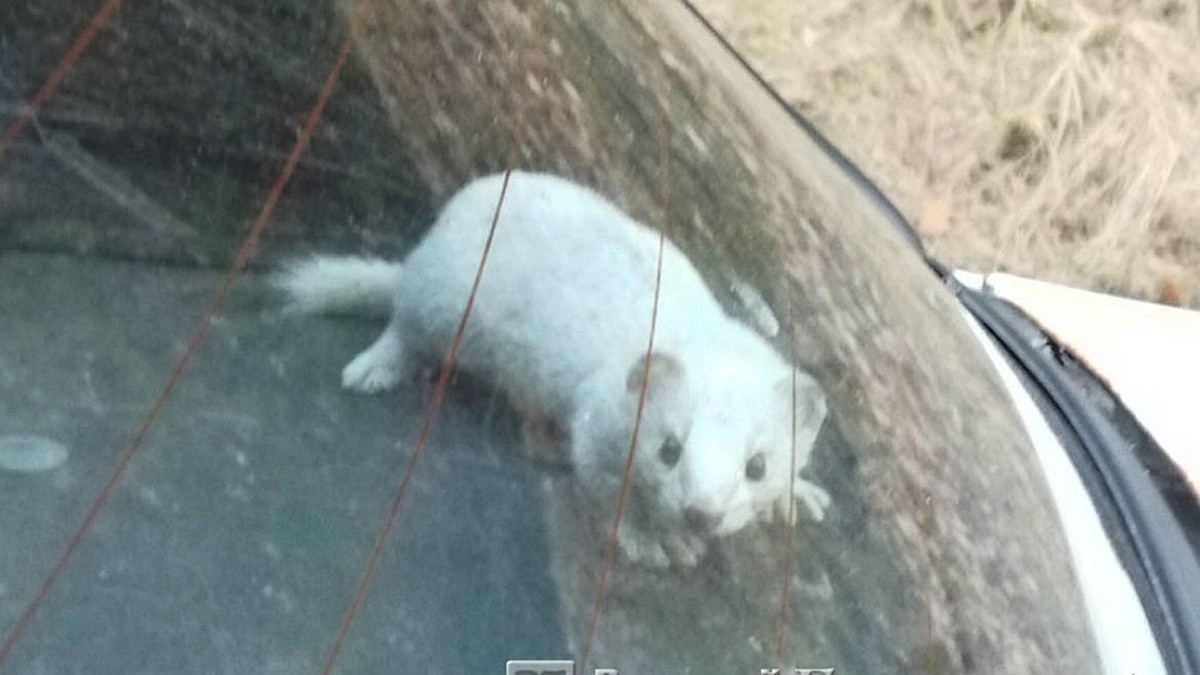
(658, 436), (683, 467)
(745, 453), (766, 481)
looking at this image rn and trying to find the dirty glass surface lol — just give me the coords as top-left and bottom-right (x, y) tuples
(1, 1), (1105, 674)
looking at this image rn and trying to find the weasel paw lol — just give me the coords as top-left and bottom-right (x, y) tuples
(341, 339), (403, 394)
(617, 525), (671, 568)
(617, 525), (707, 568)
(662, 531), (708, 568)
(792, 478), (831, 522)
(342, 356), (401, 393)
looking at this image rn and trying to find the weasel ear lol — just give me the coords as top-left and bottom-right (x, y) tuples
(777, 367), (828, 434)
(625, 351), (686, 397)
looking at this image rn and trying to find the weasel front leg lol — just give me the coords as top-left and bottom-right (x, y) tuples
(341, 320), (407, 394)
(615, 518), (672, 569)
(581, 481), (673, 568)
(661, 531), (708, 568)
(612, 515), (708, 568)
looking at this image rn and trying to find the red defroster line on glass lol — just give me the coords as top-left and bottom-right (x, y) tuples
(316, 130), (525, 675)
(776, 364), (801, 663)
(578, 66), (672, 675)
(579, 229), (666, 675)
(0, 0), (126, 168)
(0, 6), (370, 669)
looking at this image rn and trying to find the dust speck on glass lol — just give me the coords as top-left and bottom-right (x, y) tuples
(0, 1), (1103, 674)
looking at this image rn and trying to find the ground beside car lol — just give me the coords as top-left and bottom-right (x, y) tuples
(692, 0), (1200, 310)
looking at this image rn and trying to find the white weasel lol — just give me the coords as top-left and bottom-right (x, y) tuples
(274, 171), (830, 568)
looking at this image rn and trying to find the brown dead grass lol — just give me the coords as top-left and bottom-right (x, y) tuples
(691, 0), (1200, 308)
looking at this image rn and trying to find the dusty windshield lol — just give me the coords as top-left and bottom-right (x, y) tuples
(1, 1), (1103, 673)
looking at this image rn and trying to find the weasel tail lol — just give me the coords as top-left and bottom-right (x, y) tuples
(273, 255), (402, 317)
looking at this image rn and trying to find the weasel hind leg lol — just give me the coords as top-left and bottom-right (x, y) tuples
(342, 322), (407, 394)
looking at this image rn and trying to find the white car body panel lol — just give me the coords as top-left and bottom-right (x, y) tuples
(956, 290), (1168, 675)
(955, 271), (1200, 493)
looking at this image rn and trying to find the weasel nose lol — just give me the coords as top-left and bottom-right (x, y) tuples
(684, 506), (717, 533)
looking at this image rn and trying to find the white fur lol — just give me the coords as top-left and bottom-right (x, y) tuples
(275, 171), (829, 567)
(274, 255), (400, 317)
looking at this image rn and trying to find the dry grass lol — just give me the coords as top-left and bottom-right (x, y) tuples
(691, 0), (1200, 308)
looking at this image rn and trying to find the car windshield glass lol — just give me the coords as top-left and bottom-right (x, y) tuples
(1, 1), (1108, 673)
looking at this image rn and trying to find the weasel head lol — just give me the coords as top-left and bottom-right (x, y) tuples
(621, 347), (827, 538)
